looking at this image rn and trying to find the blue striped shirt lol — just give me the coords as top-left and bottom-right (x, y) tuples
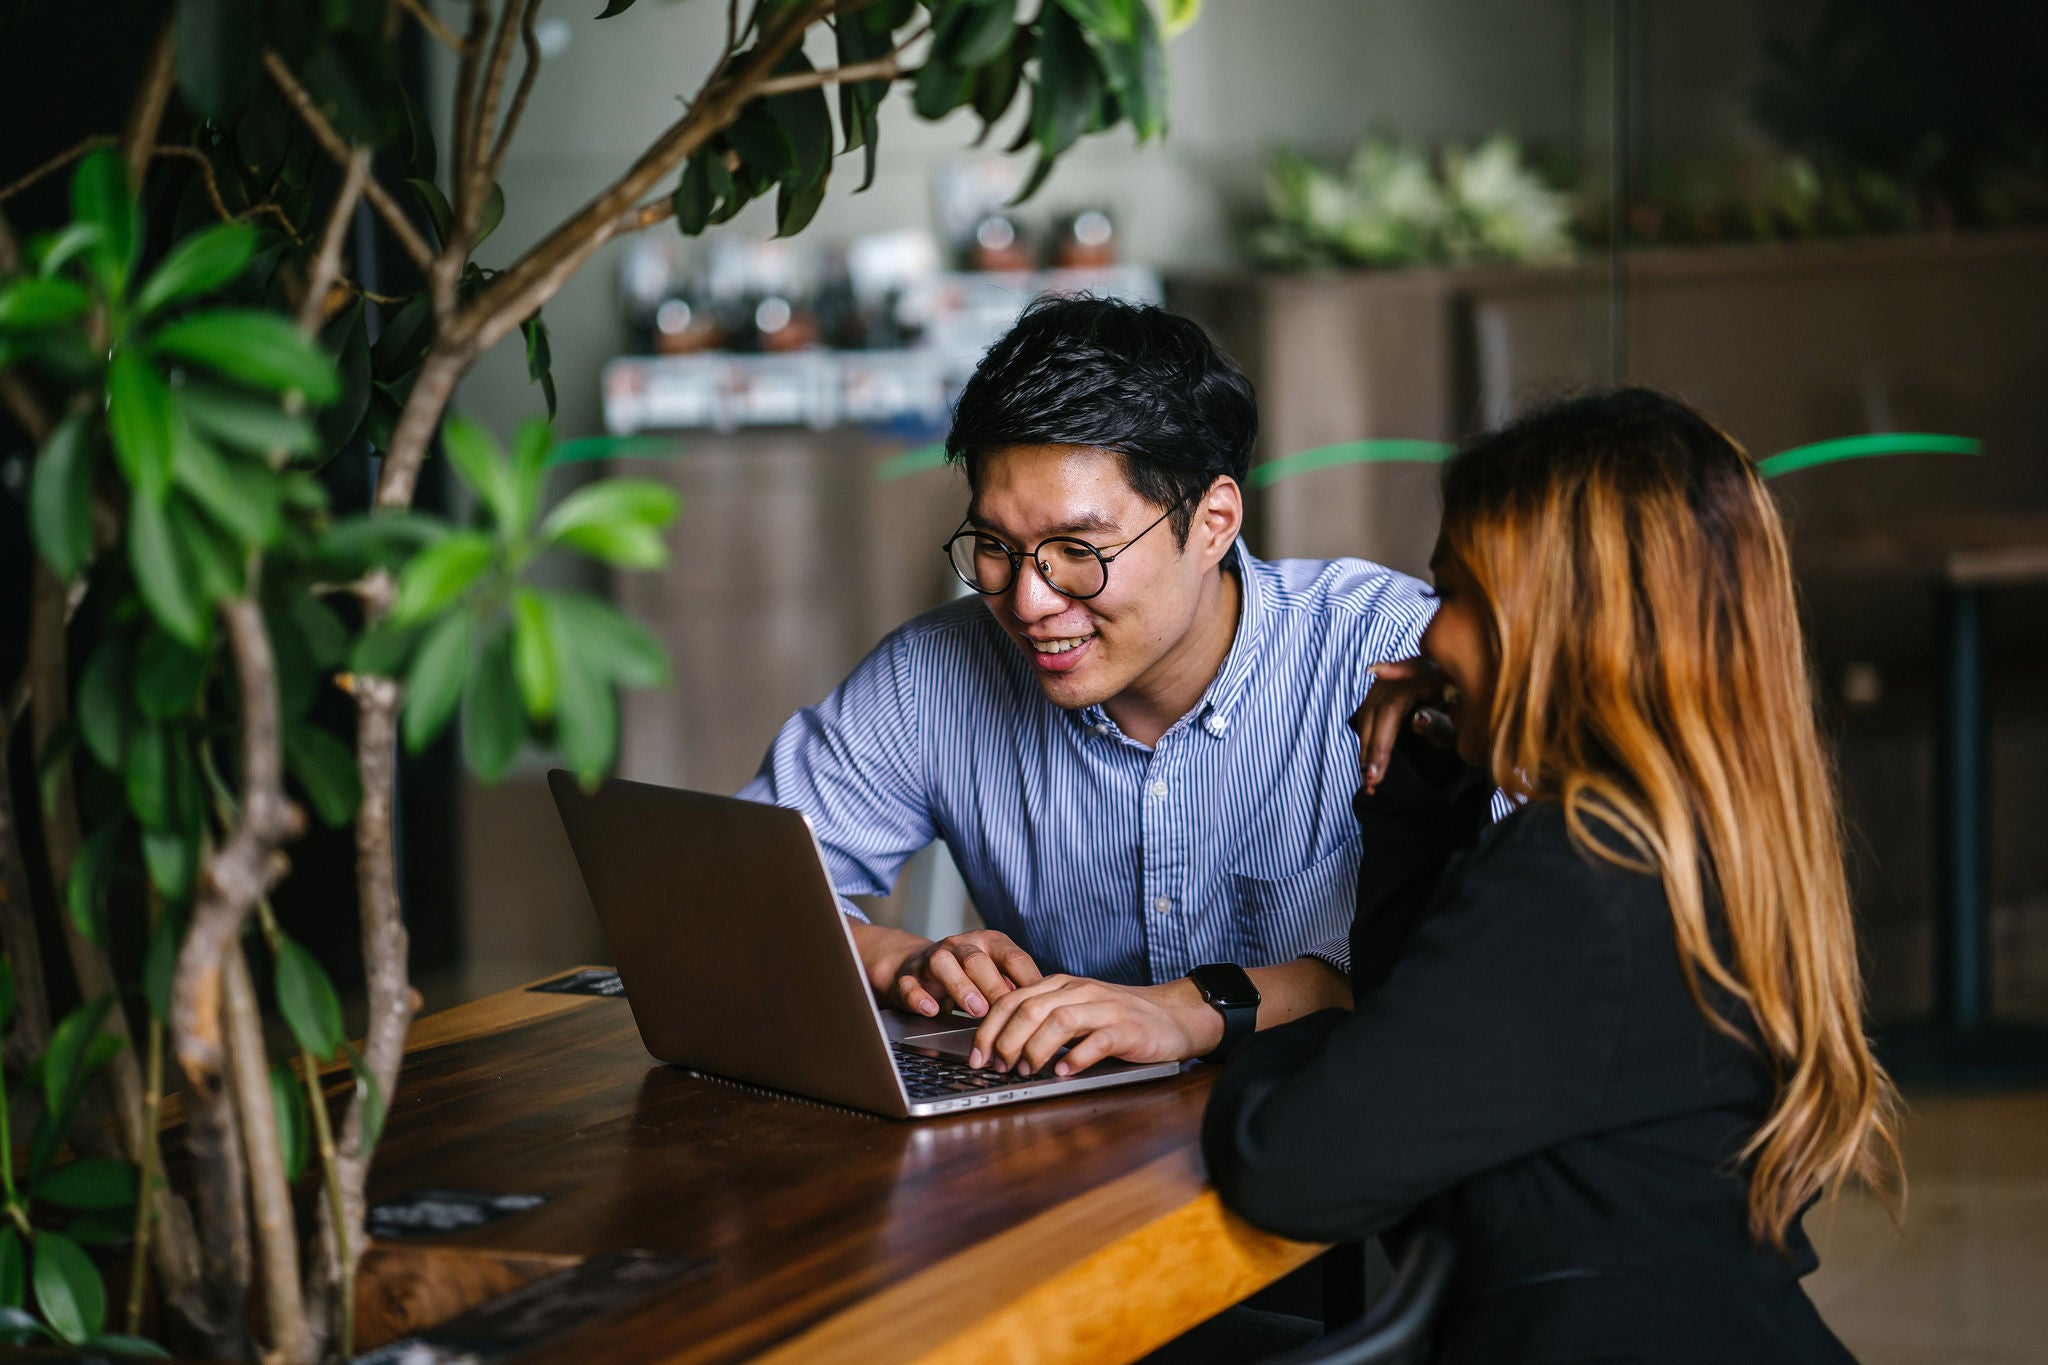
(738, 543), (1438, 984)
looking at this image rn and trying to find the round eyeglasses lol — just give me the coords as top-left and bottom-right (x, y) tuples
(942, 496), (1190, 601)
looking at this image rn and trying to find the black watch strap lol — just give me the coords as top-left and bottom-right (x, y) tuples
(1188, 962), (1261, 1063)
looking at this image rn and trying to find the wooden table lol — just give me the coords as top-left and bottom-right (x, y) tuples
(352, 971), (1322, 1364)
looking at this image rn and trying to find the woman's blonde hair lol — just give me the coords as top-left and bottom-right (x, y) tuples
(1440, 388), (1903, 1248)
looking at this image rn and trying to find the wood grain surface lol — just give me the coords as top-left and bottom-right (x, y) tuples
(355, 976), (1322, 1364)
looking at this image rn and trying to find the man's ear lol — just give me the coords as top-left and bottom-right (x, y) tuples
(1196, 477), (1244, 568)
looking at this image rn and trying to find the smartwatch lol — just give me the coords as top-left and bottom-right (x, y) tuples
(1187, 963), (1261, 1064)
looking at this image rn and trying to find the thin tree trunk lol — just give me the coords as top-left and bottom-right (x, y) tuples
(221, 947), (313, 1364)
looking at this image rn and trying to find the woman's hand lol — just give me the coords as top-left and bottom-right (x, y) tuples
(1352, 656), (1458, 795)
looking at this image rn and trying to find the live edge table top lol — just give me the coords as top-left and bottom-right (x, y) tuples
(351, 970), (1322, 1365)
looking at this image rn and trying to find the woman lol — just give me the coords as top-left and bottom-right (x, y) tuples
(1202, 389), (1903, 1363)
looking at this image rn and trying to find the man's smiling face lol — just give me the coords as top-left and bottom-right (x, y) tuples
(968, 443), (1228, 714)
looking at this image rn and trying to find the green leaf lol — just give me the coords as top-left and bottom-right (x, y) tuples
(33, 1160), (138, 1212)
(671, 152), (724, 237)
(549, 592), (670, 688)
(970, 29), (1031, 139)
(510, 588), (556, 721)
(350, 619), (422, 677)
(370, 294), (433, 379)
(834, 15), (889, 188)
(0, 277), (90, 330)
(314, 299), (372, 464)
(764, 51), (833, 194)
(1084, 0), (1165, 141)
(176, 0), (260, 120)
(270, 1064), (308, 1184)
(406, 179), (452, 249)
(135, 628), (208, 720)
(70, 149), (136, 296)
(284, 723), (361, 826)
(134, 222), (258, 315)
(403, 612), (471, 752)
(176, 383), (320, 457)
(342, 1041), (387, 1150)
(540, 480), (680, 568)
(595, 0), (637, 16)
(31, 1231), (104, 1344)
(1029, 4), (1102, 164)
(83, 1334), (172, 1358)
(474, 182), (505, 250)
(546, 434), (677, 467)
(440, 416), (519, 532)
(725, 103), (797, 184)
(107, 350), (178, 503)
(0, 1228), (23, 1312)
(391, 530), (495, 624)
(1162, 0), (1200, 37)
(143, 910), (184, 1024)
(462, 623), (524, 781)
(128, 495), (211, 649)
(935, 0), (1018, 67)
(150, 311), (341, 404)
(171, 430), (284, 549)
(36, 223), (103, 279)
(317, 510), (447, 577)
(511, 419), (551, 531)
(1053, 0), (1136, 42)
(552, 647), (619, 787)
(274, 935), (345, 1061)
(0, 1305), (54, 1345)
(124, 723), (169, 832)
(914, 56), (977, 120)
(167, 494), (246, 606)
(292, 595), (349, 669)
(28, 414), (98, 580)
(775, 174), (828, 239)
(65, 824), (117, 945)
(41, 996), (117, 1135)
(520, 312), (556, 419)
(141, 827), (199, 904)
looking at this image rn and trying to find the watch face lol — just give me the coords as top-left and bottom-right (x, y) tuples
(1190, 963), (1260, 1010)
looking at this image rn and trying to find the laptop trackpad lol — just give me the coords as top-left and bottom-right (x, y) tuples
(894, 1025), (978, 1057)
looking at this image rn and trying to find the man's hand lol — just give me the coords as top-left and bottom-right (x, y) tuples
(850, 922), (1043, 1018)
(967, 975), (1221, 1078)
(1352, 656), (1456, 795)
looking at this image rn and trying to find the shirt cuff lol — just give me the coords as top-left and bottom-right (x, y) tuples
(1301, 937), (1351, 978)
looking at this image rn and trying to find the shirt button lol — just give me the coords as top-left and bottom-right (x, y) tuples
(1204, 714), (1228, 735)
(1095, 722), (1113, 737)
(1151, 780), (1169, 797)
(1154, 897), (1172, 913)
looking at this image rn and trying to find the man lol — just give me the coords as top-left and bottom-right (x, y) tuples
(739, 296), (1436, 1075)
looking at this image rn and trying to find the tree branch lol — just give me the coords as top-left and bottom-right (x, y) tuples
(452, 0), (838, 360)
(297, 148), (370, 333)
(393, 0), (462, 52)
(262, 52), (435, 271)
(222, 946), (313, 1365)
(0, 135), (118, 206)
(750, 50), (908, 97)
(0, 716), (51, 1071)
(121, 22), (178, 187)
(463, 0), (525, 230)
(449, 0), (493, 241)
(479, 0), (545, 195)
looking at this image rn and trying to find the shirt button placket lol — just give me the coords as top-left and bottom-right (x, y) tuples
(1142, 745), (1184, 982)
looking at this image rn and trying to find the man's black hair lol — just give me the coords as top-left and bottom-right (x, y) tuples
(944, 295), (1258, 545)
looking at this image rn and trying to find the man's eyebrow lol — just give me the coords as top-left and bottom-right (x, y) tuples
(968, 509), (1124, 539)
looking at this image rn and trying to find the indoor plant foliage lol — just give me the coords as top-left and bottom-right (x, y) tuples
(1249, 133), (1573, 270)
(0, 0), (1172, 1358)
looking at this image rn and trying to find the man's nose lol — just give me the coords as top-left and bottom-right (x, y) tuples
(1007, 560), (1071, 621)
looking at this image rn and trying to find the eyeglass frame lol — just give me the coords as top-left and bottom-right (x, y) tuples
(941, 488), (1201, 602)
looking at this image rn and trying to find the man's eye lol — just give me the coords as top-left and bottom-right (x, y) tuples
(1054, 542), (1098, 563)
(974, 537), (1010, 557)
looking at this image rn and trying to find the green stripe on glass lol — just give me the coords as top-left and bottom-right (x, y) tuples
(1756, 433), (1981, 479)
(1249, 440), (1456, 487)
(873, 442), (950, 482)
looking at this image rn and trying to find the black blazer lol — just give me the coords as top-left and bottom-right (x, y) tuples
(1202, 737), (1858, 1364)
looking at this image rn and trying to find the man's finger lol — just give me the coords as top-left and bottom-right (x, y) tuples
(925, 950), (988, 1016)
(1365, 691), (1408, 790)
(1019, 1003), (1104, 1075)
(994, 943), (1043, 988)
(1054, 1026), (1121, 1077)
(971, 977), (1055, 1067)
(897, 974), (941, 1018)
(958, 947), (1012, 1003)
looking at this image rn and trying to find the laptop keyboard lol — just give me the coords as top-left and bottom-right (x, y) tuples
(891, 1044), (1022, 1101)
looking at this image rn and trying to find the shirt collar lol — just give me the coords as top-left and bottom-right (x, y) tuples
(1077, 539), (1266, 741)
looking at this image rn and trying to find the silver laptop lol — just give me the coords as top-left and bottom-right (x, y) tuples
(548, 772), (1182, 1119)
